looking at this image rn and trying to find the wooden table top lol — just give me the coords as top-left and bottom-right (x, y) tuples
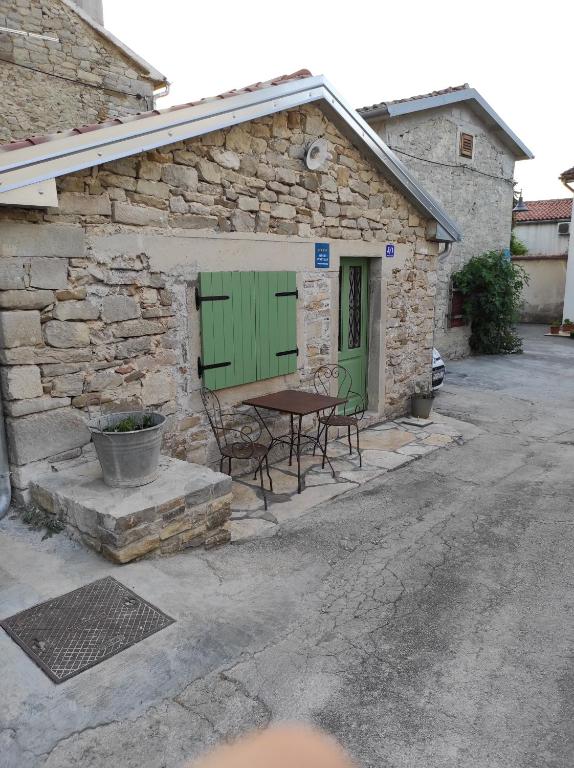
(243, 389), (346, 416)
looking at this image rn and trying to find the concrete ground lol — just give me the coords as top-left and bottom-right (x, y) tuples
(228, 415), (466, 542)
(1, 324), (573, 767)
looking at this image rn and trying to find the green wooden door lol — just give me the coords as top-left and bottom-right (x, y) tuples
(338, 258), (368, 412)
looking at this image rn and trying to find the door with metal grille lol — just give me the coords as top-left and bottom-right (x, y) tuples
(338, 258), (368, 412)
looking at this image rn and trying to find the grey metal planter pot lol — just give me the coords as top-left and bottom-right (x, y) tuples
(88, 411), (166, 488)
(411, 394), (434, 419)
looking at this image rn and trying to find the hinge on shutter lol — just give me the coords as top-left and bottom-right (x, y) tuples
(198, 357), (231, 378)
(275, 289), (298, 298)
(195, 286), (230, 311)
(276, 348), (298, 357)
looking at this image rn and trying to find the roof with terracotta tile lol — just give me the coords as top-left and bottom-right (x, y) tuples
(358, 84), (470, 116)
(514, 198), (572, 223)
(0, 69), (313, 155)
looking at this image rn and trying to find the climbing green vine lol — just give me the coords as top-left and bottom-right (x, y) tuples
(452, 250), (528, 354)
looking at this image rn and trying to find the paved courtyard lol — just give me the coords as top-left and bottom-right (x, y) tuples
(1, 325), (573, 767)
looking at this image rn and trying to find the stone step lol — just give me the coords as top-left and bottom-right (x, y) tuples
(30, 456), (232, 563)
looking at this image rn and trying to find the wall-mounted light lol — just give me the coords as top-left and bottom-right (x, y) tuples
(512, 192), (528, 213)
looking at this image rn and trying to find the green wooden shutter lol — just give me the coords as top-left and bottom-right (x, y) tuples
(255, 271), (298, 381)
(199, 270), (297, 390)
(198, 271), (256, 390)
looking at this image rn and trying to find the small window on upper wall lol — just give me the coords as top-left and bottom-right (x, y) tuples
(459, 132), (474, 159)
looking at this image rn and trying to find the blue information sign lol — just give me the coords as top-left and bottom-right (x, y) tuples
(385, 244), (395, 258)
(315, 242), (330, 268)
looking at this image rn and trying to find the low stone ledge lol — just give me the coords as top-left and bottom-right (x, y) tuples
(29, 455), (232, 563)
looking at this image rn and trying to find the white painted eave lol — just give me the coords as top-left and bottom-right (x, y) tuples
(0, 74), (462, 241)
(0, 179), (58, 207)
(362, 88), (533, 161)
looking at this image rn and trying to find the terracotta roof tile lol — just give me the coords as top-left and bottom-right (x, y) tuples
(514, 198), (572, 222)
(0, 69), (312, 155)
(359, 84), (470, 115)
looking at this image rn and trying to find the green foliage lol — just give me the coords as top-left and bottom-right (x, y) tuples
(103, 414), (154, 432)
(21, 507), (65, 540)
(510, 230), (528, 256)
(452, 250), (528, 354)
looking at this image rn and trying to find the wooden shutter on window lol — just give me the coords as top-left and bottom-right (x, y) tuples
(198, 271), (297, 390)
(197, 271), (257, 390)
(449, 287), (466, 328)
(256, 271), (298, 381)
(459, 132), (474, 158)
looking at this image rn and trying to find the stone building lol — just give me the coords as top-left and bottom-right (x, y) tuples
(359, 85), (533, 359)
(0, 0), (168, 142)
(513, 199), (571, 323)
(0, 70), (461, 560)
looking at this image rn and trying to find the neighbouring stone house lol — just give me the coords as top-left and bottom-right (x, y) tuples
(359, 85), (533, 359)
(513, 198), (571, 323)
(0, 70), (461, 557)
(0, 0), (168, 142)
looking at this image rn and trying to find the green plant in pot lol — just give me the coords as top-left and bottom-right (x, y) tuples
(562, 318), (574, 333)
(88, 410), (166, 488)
(550, 320), (561, 335)
(411, 389), (434, 419)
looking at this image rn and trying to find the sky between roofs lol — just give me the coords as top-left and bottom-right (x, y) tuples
(105, 0), (571, 202)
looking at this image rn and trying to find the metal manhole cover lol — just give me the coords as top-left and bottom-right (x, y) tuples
(0, 576), (175, 683)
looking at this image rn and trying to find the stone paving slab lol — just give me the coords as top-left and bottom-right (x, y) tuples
(228, 411), (472, 543)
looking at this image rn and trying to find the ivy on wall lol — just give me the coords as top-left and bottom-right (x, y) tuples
(510, 231), (528, 256)
(453, 250), (529, 354)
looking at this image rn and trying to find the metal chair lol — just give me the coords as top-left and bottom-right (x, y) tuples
(200, 387), (273, 509)
(313, 364), (366, 467)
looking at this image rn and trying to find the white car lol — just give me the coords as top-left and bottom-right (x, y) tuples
(432, 348), (445, 390)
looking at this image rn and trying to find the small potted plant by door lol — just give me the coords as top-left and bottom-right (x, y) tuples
(562, 318), (574, 333)
(550, 320), (561, 335)
(89, 410), (166, 488)
(411, 389), (435, 419)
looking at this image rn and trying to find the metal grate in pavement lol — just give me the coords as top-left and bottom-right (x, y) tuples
(0, 576), (175, 683)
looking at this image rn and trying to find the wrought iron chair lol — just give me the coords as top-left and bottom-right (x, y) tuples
(200, 387), (273, 509)
(313, 364), (366, 467)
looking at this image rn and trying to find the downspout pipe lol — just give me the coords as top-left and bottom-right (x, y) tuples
(0, 396), (11, 519)
(438, 241), (453, 263)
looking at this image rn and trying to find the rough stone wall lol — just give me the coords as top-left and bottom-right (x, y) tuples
(0, 104), (437, 498)
(0, 0), (158, 142)
(372, 104), (516, 359)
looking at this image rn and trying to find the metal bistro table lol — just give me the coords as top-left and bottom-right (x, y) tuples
(242, 389), (347, 494)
